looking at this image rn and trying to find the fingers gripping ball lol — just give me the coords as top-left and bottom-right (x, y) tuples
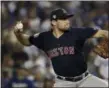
(93, 37), (109, 59)
(14, 21), (23, 33)
(16, 21), (23, 29)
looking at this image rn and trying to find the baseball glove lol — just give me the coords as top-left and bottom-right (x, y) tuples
(93, 37), (109, 59)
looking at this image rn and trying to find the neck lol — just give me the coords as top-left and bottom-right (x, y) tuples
(52, 28), (64, 38)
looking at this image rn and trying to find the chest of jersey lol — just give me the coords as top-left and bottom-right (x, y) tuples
(43, 31), (84, 59)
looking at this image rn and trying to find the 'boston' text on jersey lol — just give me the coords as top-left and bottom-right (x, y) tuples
(47, 46), (75, 59)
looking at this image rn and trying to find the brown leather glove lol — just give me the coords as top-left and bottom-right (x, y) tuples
(93, 37), (109, 59)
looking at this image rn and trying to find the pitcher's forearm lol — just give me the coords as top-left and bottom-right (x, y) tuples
(15, 32), (31, 46)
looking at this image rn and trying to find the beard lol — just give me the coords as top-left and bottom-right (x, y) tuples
(59, 27), (70, 32)
(59, 24), (70, 31)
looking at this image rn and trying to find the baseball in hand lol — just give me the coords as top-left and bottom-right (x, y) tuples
(16, 22), (23, 29)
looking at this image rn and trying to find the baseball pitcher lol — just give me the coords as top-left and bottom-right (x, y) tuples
(14, 8), (108, 87)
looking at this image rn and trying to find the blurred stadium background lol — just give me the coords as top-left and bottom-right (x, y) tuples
(1, 1), (109, 88)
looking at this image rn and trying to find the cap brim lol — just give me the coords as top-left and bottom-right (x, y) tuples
(59, 14), (74, 19)
(66, 14), (74, 18)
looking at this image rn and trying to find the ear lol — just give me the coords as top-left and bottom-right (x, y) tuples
(51, 20), (57, 26)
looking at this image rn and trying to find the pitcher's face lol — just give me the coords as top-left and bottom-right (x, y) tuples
(56, 19), (70, 31)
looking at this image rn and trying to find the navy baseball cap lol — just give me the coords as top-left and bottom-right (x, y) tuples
(50, 8), (74, 20)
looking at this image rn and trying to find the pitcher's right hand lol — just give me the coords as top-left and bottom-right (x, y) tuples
(14, 21), (23, 34)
